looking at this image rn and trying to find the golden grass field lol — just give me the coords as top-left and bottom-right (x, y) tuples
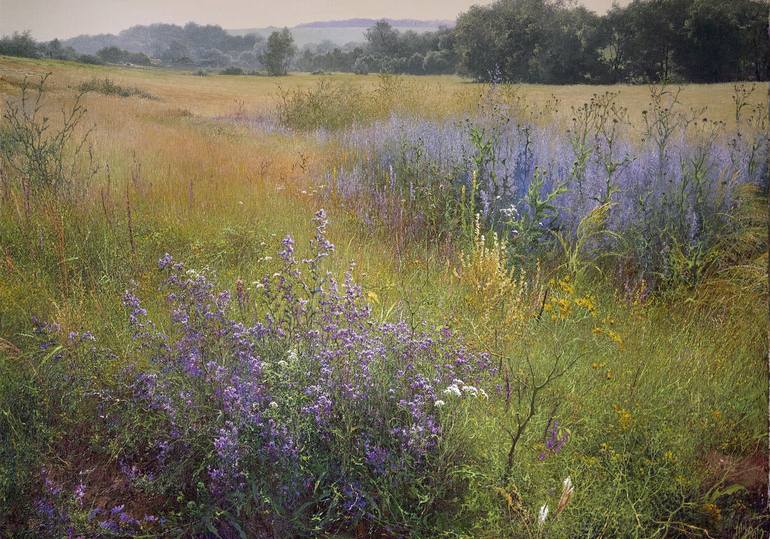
(1, 55), (761, 120)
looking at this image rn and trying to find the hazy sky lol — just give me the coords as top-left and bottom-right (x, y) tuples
(0, 0), (625, 41)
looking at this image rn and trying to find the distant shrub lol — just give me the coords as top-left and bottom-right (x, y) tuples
(78, 78), (156, 99)
(76, 54), (103, 65)
(96, 46), (151, 66)
(352, 56), (370, 75)
(194, 69), (208, 76)
(219, 66), (244, 75)
(423, 50), (454, 74)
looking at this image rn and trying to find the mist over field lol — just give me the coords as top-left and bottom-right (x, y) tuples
(0, 0), (768, 536)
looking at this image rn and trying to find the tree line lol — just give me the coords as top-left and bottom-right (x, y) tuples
(0, 24), (295, 75)
(284, 0), (770, 82)
(0, 32), (152, 66)
(295, 24), (457, 75)
(452, 0), (768, 83)
(1, 0), (766, 83)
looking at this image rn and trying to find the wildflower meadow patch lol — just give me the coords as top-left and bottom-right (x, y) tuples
(0, 58), (766, 537)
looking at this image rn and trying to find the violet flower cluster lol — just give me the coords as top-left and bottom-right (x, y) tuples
(104, 209), (495, 535)
(322, 102), (766, 284)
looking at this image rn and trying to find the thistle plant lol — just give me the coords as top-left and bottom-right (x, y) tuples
(567, 100), (599, 205)
(590, 92), (633, 206)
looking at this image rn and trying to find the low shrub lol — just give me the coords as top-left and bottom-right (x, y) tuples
(276, 74), (415, 131)
(277, 79), (368, 131)
(76, 54), (103, 65)
(0, 74), (96, 196)
(219, 66), (244, 75)
(78, 77), (156, 99)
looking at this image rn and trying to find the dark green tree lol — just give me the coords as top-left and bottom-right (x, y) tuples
(675, 0), (767, 82)
(0, 31), (40, 59)
(365, 21), (400, 57)
(262, 28), (296, 76)
(455, 0), (601, 83)
(453, 4), (502, 81)
(97, 46), (125, 63)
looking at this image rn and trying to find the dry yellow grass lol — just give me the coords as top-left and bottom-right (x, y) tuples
(1, 55), (761, 122)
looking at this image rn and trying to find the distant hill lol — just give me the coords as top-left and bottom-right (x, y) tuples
(228, 18), (453, 48)
(293, 18), (454, 29)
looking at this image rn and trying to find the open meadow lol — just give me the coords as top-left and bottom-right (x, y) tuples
(0, 57), (767, 537)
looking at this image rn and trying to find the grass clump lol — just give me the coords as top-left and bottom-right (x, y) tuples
(78, 77), (156, 99)
(277, 74), (418, 131)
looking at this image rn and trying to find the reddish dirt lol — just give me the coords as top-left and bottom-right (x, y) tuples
(704, 448), (768, 495)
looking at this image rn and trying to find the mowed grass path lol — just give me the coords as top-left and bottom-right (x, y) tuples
(0, 56), (767, 535)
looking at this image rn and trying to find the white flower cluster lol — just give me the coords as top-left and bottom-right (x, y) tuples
(538, 503), (549, 525)
(538, 476), (573, 527)
(442, 379), (488, 399)
(443, 384), (462, 398)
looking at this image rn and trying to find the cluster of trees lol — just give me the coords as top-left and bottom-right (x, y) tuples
(453, 0), (768, 83)
(1, 0), (766, 82)
(0, 25), (295, 75)
(92, 46), (152, 66)
(63, 22), (267, 68)
(0, 32), (103, 65)
(275, 0), (770, 82)
(296, 22), (456, 75)
(0, 31), (154, 66)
